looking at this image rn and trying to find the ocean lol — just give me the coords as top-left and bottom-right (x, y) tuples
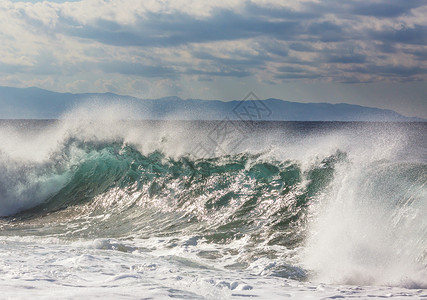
(0, 103), (426, 299)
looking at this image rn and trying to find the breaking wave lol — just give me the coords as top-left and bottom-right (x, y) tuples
(0, 103), (426, 288)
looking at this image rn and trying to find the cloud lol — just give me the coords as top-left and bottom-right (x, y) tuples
(351, 0), (425, 18)
(306, 21), (345, 43)
(277, 66), (308, 73)
(370, 25), (427, 45)
(243, 2), (319, 20)
(354, 65), (427, 78)
(0, 62), (28, 74)
(99, 61), (177, 78)
(59, 9), (303, 47)
(0, 0), (426, 94)
(406, 48), (427, 61)
(185, 68), (251, 78)
(326, 54), (367, 64)
(275, 73), (321, 80)
(288, 43), (317, 52)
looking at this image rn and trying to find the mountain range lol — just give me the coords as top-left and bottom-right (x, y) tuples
(0, 86), (424, 121)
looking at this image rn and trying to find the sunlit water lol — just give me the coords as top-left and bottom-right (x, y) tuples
(0, 103), (426, 299)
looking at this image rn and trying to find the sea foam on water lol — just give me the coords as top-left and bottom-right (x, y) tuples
(0, 101), (426, 298)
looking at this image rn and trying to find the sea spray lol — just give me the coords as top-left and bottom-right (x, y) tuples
(0, 101), (426, 293)
(303, 148), (427, 288)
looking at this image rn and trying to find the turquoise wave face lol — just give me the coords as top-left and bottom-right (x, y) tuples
(10, 141), (343, 249)
(1, 119), (425, 285)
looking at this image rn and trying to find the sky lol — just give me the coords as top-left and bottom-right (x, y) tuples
(1, 0), (426, 118)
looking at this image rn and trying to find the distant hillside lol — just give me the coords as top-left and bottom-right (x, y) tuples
(0, 86), (424, 121)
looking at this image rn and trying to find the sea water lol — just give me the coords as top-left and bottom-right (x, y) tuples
(0, 103), (426, 299)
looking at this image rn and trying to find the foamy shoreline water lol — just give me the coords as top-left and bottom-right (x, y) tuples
(1, 237), (426, 299)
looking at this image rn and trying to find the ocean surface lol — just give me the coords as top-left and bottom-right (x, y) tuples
(0, 103), (426, 299)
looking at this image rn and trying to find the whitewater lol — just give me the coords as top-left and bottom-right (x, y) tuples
(0, 102), (426, 299)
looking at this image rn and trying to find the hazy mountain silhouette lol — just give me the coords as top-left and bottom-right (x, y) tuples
(0, 86), (424, 121)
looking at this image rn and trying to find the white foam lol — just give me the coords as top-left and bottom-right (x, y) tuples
(0, 236), (425, 299)
(303, 156), (427, 288)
